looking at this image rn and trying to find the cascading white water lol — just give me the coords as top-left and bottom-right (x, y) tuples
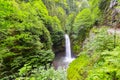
(65, 34), (74, 62)
(65, 34), (72, 59)
(52, 34), (75, 69)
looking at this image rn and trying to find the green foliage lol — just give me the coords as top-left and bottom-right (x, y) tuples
(89, 0), (101, 24)
(118, 0), (120, 3)
(0, 0), (56, 79)
(86, 47), (120, 80)
(67, 54), (90, 80)
(42, 0), (67, 27)
(98, 0), (111, 12)
(72, 42), (81, 54)
(40, 0), (65, 49)
(71, 8), (94, 54)
(66, 0), (81, 14)
(67, 27), (120, 80)
(16, 67), (67, 80)
(73, 8), (93, 33)
(1, 0), (119, 80)
(0, 0), (14, 29)
(45, 16), (64, 48)
(0, 24), (54, 77)
(84, 27), (120, 53)
(68, 47), (120, 80)
(65, 13), (75, 34)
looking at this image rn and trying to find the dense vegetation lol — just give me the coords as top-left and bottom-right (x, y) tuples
(67, 0), (120, 80)
(0, 0), (63, 79)
(67, 27), (120, 80)
(0, 0), (120, 80)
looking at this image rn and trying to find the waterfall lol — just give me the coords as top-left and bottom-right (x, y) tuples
(65, 34), (72, 59)
(53, 34), (75, 69)
(65, 34), (74, 62)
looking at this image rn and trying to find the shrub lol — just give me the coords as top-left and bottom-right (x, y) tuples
(0, 0), (55, 78)
(67, 27), (120, 80)
(16, 67), (67, 80)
